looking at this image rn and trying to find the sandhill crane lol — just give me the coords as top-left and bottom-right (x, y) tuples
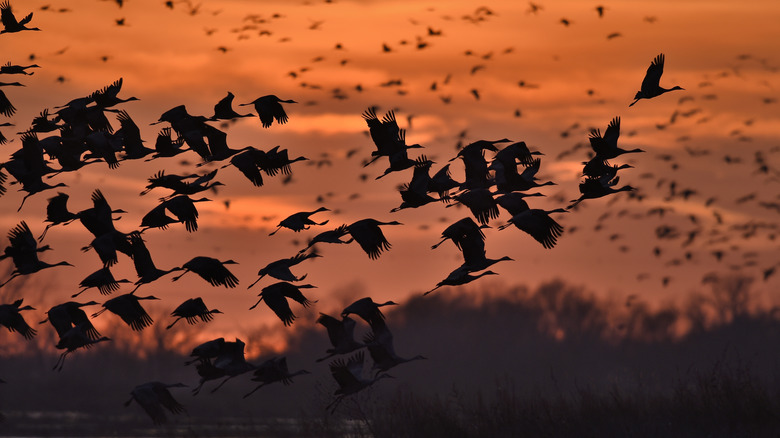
(425, 269), (498, 295)
(361, 107), (403, 165)
(568, 178), (634, 209)
(249, 281), (317, 326)
(0, 221), (73, 288)
(92, 292), (160, 331)
(0, 298), (36, 339)
(326, 351), (393, 413)
(72, 267), (131, 297)
(0, 121), (11, 145)
(116, 110), (154, 160)
(243, 357), (310, 398)
(239, 95), (296, 128)
(255, 145), (308, 176)
(127, 231), (182, 291)
(269, 207), (329, 235)
(447, 221), (513, 274)
(186, 337), (225, 366)
(143, 195), (210, 233)
(89, 78), (139, 109)
(166, 297), (222, 329)
(316, 313), (364, 362)
(374, 129), (424, 179)
(124, 381), (187, 425)
(171, 256), (239, 288)
(193, 338), (255, 394)
(76, 190), (127, 239)
(494, 141), (543, 168)
(248, 252), (320, 287)
(142, 169), (222, 199)
(40, 301), (100, 340)
(431, 217), (488, 250)
(452, 139), (509, 190)
(140, 170), (199, 196)
(38, 192), (78, 241)
(630, 53), (684, 106)
(298, 224), (353, 254)
(588, 117), (644, 160)
(0, 81), (23, 117)
(447, 188), (499, 226)
(210, 91), (253, 121)
(7, 132), (67, 211)
(0, 1), (41, 33)
(346, 218), (402, 259)
(341, 297), (397, 329)
(491, 157), (555, 193)
(427, 163), (461, 197)
(81, 229), (134, 268)
(363, 329), (426, 374)
(496, 197), (567, 249)
(390, 156), (447, 212)
(148, 127), (187, 160)
(53, 323), (111, 371)
(0, 62), (39, 75)
(581, 157), (633, 184)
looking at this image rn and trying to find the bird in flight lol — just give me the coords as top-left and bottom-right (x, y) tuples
(630, 53), (684, 107)
(1, 1), (41, 33)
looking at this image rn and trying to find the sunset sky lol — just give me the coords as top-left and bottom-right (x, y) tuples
(1, 0), (779, 357)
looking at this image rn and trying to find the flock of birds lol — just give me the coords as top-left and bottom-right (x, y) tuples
(8, 0), (774, 427)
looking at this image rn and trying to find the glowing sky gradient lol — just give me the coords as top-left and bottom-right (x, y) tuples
(1, 0), (779, 353)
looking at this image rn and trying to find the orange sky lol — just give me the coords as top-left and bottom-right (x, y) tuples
(1, 0), (779, 354)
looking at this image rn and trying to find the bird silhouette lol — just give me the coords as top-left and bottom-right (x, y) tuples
(326, 351), (393, 413)
(363, 327), (426, 374)
(92, 292), (160, 331)
(448, 188), (500, 226)
(171, 256), (239, 288)
(38, 192), (78, 241)
(452, 139), (509, 190)
(195, 338), (255, 394)
(0, 81), (23, 117)
(0, 62), (39, 75)
(73, 266), (131, 297)
(496, 195), (567, 249)
(39, 301), (101, 350)
(0, 1), (41, 33)
(52, 323), (111, 371)
(630, 53), (684, 106)
(0, 221), (73, 288)
(315, 313), (364, 362)
(242, 357), (310, 398)
(89, 78), (139, 109)
(127, 231), (183, 291)
(166, 297), (222, 329)
(239, 95), (296, 128)
(297, 224), (353, 254)
(124, 381), (187, 425)
(209, 91), (253, 121)
(431, 217), (488, 250)
(425, 269), (498, 295)
(248, 251), (320, 287)
(568, 178), (634, 209)
(249, 281), (317, 326)
(0, 298), (36, 339)
(588, 117), (644, 160)
(116, 110), (155, 160)
(346, 219), (402, 259)
(148, 127), (188, 160)
(269, 207), (329, 235)
(341, 297), (397, 330)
